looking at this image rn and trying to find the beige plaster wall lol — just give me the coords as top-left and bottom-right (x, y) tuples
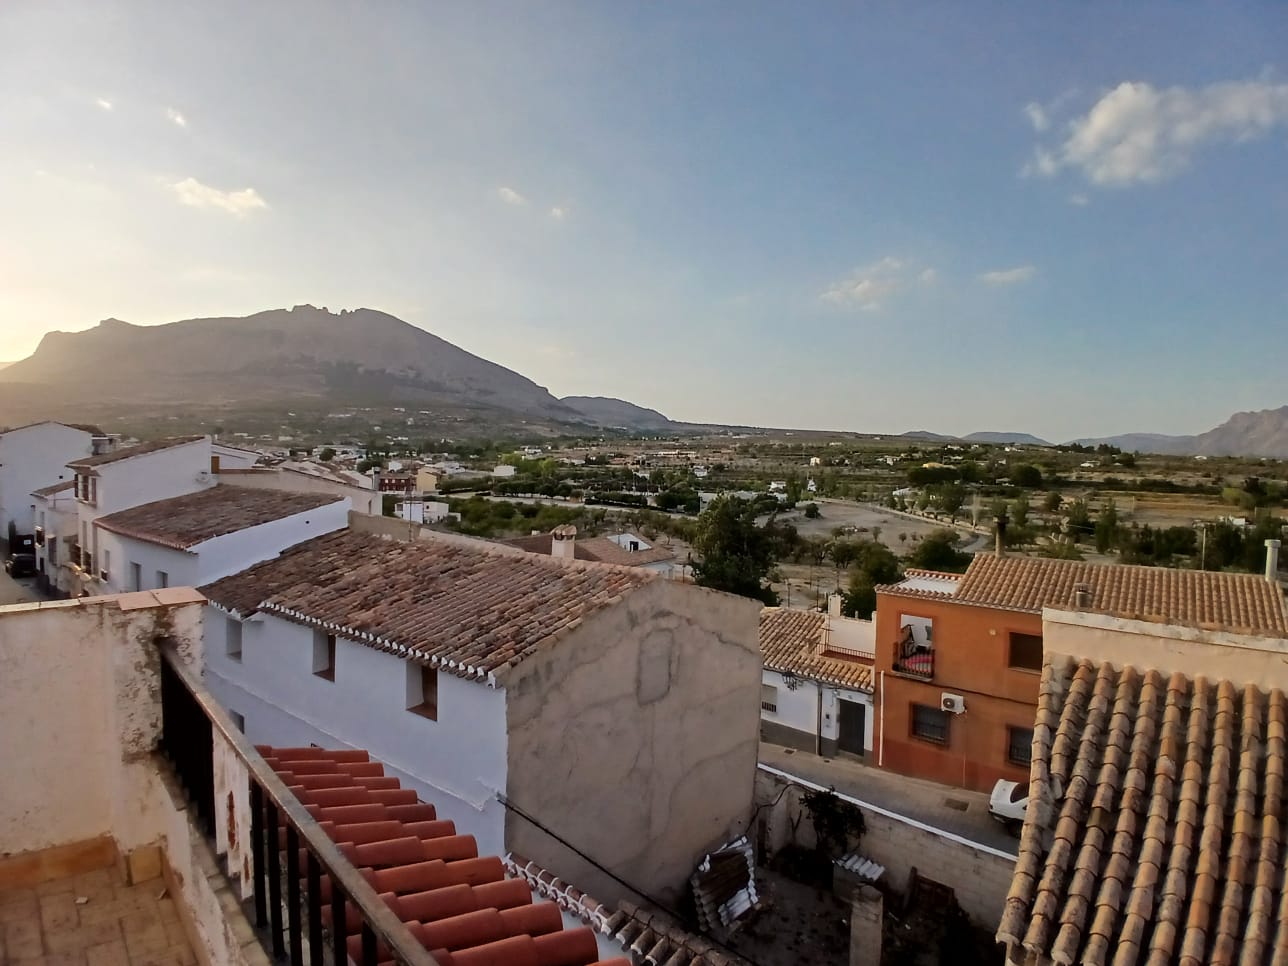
(1042, 608), (1288, 686)
(501, 579), (763, 906)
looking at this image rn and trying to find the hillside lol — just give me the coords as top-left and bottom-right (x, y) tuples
(1076, 406), (1288, 459)
(963, 432), (1050, 446)
(559, 396), (677, 431)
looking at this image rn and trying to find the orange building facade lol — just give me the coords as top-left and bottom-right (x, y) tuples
(872, 575), (1042, 793)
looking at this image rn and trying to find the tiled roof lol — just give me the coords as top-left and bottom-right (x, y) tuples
(0, 420), (103, 436)
(997, 654), (1288, 966)
(31, 480), (75, 498)
(504, 533), (675, 568)
(759, 608), (873, 692)
(95, 485), (343, 550)
(67, 435), (206, 471)
(203, 530), (656, 680)
(954, 554), (1288, 636)
(258, 746), (628, 966)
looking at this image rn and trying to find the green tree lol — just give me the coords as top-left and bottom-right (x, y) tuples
(1043, 491), (1063, 513)
(1064, 499), (1092, 540)
(1095, 499), (1120, 554)
(691, 496), (779, 604)
(318, 447), (336, 462)
(1012, 464), (1043, 488)
(906, 530), (971, 573)
(841, 539), (901, 618)
(939, 484), (966, 523)
(1011, 495), (1030, 528)
(803, 502), (821, 519)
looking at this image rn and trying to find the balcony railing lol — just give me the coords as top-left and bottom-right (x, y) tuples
(892, 643), (934, 680)
(820, 639), (875, 661)
(158, 648), (440, 966)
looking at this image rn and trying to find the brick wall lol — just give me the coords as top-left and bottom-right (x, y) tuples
(755, 769), (1014, 928)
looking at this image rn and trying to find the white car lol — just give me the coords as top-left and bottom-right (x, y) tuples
(989, 779), (1028, 835)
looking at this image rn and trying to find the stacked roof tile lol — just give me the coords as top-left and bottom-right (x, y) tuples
(67, 435), (206, 471)
(759, 608), (873, 692)
(95, 485), (341, 550)
(997, 654), (1288, 966)
(203, 531), (656, 680)
(260, 745), (628, 966)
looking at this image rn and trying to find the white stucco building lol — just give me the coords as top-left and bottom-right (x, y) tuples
(201, 529), (763, 906)
(758, 599), (875, 758)
(92, 485), (350, 595)
(0, 421), (97, 540)
(217, 460), (383, 516)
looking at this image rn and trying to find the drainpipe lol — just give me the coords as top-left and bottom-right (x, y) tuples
(815, 682), (823, 757)
(878, 670), (885, 768)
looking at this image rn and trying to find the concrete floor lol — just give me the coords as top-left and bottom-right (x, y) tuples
(759, 742), (1018, 855)
(0, 569), (42, 606)
(0, 865), (195, 965)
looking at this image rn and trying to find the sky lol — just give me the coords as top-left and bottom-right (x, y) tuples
(1, 2), (1286, 442)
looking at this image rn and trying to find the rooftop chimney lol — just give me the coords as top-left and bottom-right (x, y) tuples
(551, 524), (577, 562)
(995, 512), (1009, 558)
(1267, 539), (1282, 582)
(1072, 583), (1093, 609)
(828, 593), (843, 619)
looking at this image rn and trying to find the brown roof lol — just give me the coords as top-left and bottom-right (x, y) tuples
(998, 654), (1288, 966)
(504, 533), (675, 568)
(759, 608), (873, 692)
(882, 553), (1288, 637)
(257, 746), (628, 966)
(0, 420), (103, 436)
(67, 435), (206, 471)
(31, 480), (75, 498)
(202, 530), (656, 680)
(95, 485), (342, 550)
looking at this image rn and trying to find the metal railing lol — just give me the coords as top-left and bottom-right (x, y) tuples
(892, 641), (934, 680)
(158, 647), (439, 966)
(820, 640), (875, 661)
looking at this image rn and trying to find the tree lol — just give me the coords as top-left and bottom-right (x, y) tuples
(318, 447), (336, 462)
(1064, 498), (1092, 540)
(841, 539), (901, 618)
(1043, 491), (1063, 513)
(1012, 464), (1043, 489)
(1095, 499), (1120, 554)
(938, 484), (966, 523)
(691, 496), (779, 604)
(803, 502), (821, 519)
(1011, 495), (1030, 529)
(906, 530), (971, 573)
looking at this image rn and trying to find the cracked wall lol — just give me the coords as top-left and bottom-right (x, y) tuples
(500, 579), (762, 905)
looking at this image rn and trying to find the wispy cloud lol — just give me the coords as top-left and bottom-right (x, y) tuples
(1023, 102), (1049, 132)
(167, 107), (187, 128)
(95, 97), (113, 111)
(1068, 193), (1090, 207)
(497, 186), (527, 206)
(169, 177), (268, 216)
(821, 257), (935, 311)
(1026, 78), (1288, 185)
(979, 265), (1036, 286)
(549, 206), (567, 220)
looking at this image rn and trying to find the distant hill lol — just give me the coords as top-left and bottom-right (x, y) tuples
(1076, 406), (1288, 459)
(900, 430), (955, 442)
(559, 396), (677, 431)
(963, 432), (1050, 445)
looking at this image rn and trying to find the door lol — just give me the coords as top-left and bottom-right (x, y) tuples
(838, 699), (866, 757)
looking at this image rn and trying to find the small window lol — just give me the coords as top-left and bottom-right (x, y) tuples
(1008, 726), (1034, 767)
(226, 617), (243, 662)
(313, 630), (336, 681)
(406, 663), (438, 719)
(761, 683), (778, 713)
(229, 710), (245, 733)
(1008, 633), (1043, 671)
(911, 704), (950, 745)
(156, 570), (169, 589)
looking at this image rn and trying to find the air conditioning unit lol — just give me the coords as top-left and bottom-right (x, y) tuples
(941, 693), (966, 714)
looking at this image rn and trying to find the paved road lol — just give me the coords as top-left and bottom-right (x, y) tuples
(759, 741), (1018, 855)
(0, 569), (43, 605)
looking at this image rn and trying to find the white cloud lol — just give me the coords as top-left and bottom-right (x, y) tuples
(549, 206), (567, 220)
(1068, 193), (1090, 207)
(167, 107), (187, 128)
(169, 177), (268, 216)
(497, 186), (527, 206)
(918, 267), (938, 284)
(979, 265), (1036, 286)
(95, 97), (113, 111)
(821, 257), (918, 311)
(1023, 102), (1049, 132)
(1028, 78), (1288, 185)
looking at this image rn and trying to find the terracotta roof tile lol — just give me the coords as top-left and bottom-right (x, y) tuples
(997, 654), (1288, 966)
(31, 480), (75, 497)
(67, 435), (206, 471)
(504, 533), (675, 568)
(203, 530), (656, 680)
(95, 485), (342, 550)
(257, 746), (628, 966)
(759, 608), (873, 692)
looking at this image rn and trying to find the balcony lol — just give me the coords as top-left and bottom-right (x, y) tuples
(892, 629), (934, 680)
(0, 590), (438, 966)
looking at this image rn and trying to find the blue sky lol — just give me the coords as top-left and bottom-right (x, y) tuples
(1, 2), (1285, 441)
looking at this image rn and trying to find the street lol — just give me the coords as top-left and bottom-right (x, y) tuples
(0, 568), (43, 605)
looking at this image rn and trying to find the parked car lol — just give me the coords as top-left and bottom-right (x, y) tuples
(4, 552), (36, 578)
(989, 778), (1028, 835)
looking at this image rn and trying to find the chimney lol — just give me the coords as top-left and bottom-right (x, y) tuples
(995, 511), (1009, 558)
(551, 524), (577, 562)
(1267, 539), (1282, 582)
(1072, 583), (1093, 609)
(828, 593), (843, 619)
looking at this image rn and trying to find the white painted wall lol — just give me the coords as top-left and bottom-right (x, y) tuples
(202, 610), (509, 853)
(211, 442), (260, 470)
(33, 490), (78, 586)
(96, 531), (195, 593)
(900, 613), (934, 647)
(219, 465), (381, 515)
(760, 669), (874, 753)
(187, 498), (349, 585)
(86, 437), (214, 517)
(0, 423), (94, 535)
(820, 686), (874, 752)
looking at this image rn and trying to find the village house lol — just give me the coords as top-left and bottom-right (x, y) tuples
(216, 459), (384, 515)
(873, 552), (1288, 793)
(758, 596), (875, 758)
(92, 485), (350, 595)
(996, 583), (1288, 966)
(29, 480), (77, 592)
(200, 529), (763, 907)
(505, 525), (684, 578)
(0, 421), (98, 543)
